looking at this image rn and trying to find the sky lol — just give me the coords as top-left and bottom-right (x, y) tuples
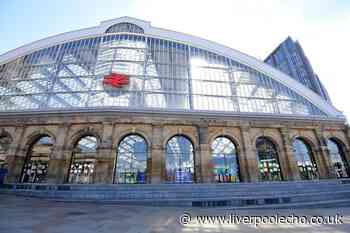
(0, 0), (350, 118)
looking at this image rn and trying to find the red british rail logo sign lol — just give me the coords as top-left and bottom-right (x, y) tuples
(103, 73), (129, 88)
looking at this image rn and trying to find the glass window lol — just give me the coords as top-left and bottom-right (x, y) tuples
(115, 134), (148, 184)
(166, 135), (194, 183)
(327, 139), (349, 178)
(210, 137), (240, 183)
(292, 138), (318, 180)
(68, 136), (97, 184)
(256, 137), (282, 181)
(21, 136), (53, 183)
(0, 34), (327, 117)
(105, 23), (144, 34)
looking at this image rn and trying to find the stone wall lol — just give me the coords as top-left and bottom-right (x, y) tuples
(0, 112), (349, 184)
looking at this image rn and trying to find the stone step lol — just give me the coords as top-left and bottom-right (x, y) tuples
(19, 190), (350, 208)
(2, 179), (350, 208)
(7, 179), (349, 192)
(4, 187), (350, 202)
(11, 185), (349, 198)
(3, 184), (350, 197)
(223, 198), (350, 209)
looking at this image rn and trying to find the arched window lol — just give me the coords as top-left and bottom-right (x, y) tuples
(115, 134), (148, 184)
(166, 135), (194, 183)
(0, 135), (12, 169)
(292, 138), (318, 180)
(68, 136), (97, 184)
(256, 137), (282, 181)
(21, 135), (53, 183)
(327, 138), (349, 178)
(210, 137), (240, 183)
(105, 22), (144, 34)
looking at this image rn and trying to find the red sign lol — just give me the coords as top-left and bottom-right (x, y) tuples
(103, 73), (129, 88)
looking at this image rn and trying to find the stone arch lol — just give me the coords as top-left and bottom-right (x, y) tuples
(164, 134), (195, 183)
(326, 136), (350, 178)
(209, 135), (242, 183)
(24, 129), (56, 148)
(114, 133), (149, 184)
(255, 135), (284, 181)
(208, 133), (242, 155)
(327, 132), (350, 149)
(327, 136), (347, 150)
(326, 136), (349, 161)
(252, 133), (282, 154)
(291, 135), (318, 154)
(68, 127), (102, 151)
(291, 136), (320, 180)
(21, 132), (55, 183)
(67, 129), (100, 184)
(114, 128), (152, 151)
(163, 133), (197, 151)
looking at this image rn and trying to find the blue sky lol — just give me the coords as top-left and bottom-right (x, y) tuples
(1, 0), (350, 118)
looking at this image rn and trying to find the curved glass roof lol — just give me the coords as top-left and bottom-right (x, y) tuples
(0, 18), (340, 118)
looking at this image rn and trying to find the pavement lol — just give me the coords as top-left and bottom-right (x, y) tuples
(0, 194), (349, 233)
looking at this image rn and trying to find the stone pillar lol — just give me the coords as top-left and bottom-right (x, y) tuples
(150, 125), (164, 183)
(94, 158), (114, 184)
(6, 155), (26, 183)
(62, 149), (73, 183)
(47, 124), (70, 184)
(194, 144), (202, 183)
(279, 128), (301, 181)
(240, 125), (259, 182)
(94, 122), (115, 184)
(47, 159), (66, 184)
(236, 144), (249, 183)
(193, 125), (206, 183)
(314, 128), (336, 178)
(200, 143), (211, 183)
(5, 126), (26, 183)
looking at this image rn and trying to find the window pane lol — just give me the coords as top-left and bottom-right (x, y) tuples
(115, 134), (148, 184)
(166, 136), (194, 183)
(211, 137), (240, 183)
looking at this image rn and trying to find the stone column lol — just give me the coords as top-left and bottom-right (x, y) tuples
(279, 128), (301, 181)
(240, 125), (259, 182)
(192, 125), (206, 183)
(236, 143), (249, 183)
(314, 128), (336, 178)
(150, 125), (164, 183)
(62, 149), (73, 183)
(194, 144), (202, 183)
(200, 143), (211, 183)
(94, 122), (115, 184)
(5, 126), (26, 183)
(47, 124), (70, 184)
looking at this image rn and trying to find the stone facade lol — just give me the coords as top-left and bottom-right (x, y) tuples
(0, 111), (349, 184)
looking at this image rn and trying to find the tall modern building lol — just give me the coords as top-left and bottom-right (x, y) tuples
(265, 37), (331, 103)
(0, 17), (349, 189)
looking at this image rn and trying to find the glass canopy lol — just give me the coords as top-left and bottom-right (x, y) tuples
(0, 33), (326, 116)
